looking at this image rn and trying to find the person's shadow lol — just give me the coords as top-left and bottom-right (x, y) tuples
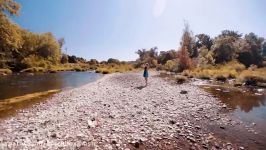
(136, 85), (146, 90)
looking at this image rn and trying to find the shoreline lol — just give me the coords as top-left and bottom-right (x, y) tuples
(0, 72), (264, 149)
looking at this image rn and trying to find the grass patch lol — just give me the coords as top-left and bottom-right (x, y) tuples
(95, 64), (134, 74)
(182, 61), (245, 80)
(238, 68), (266, 86)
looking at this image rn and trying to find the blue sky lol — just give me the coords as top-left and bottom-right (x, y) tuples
(13, 0), (266, 61)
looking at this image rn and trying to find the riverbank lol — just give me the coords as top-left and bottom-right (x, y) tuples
(0, 72), (264, 149)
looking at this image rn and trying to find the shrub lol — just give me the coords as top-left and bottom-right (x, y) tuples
(164, 60), (178, 72)
(0, 68), (12, 75)
(175, 75), (188, 84)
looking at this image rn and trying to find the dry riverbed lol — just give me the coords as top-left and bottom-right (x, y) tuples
(0, 72), (263, 149)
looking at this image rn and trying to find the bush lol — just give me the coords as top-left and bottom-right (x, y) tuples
(164, 60), (178, 72)
(238, 68), (266, 86)
(175, 75), (188, 84)
(0, 68), (12, 75)
(215, 75), (227, 82)
(21, 55), (51, 69)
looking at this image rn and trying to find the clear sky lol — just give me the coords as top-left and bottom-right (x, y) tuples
(13, 0), (266, 61)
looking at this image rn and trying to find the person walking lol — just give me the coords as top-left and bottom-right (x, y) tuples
(143, 63), (149, 86)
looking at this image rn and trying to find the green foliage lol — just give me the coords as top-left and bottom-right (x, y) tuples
(164, 59), (178, 72)
(135, 47), (158, 67)
(236, 33), (264, 67)
(21, 55), (51, 68)
(157, 50), (177, 64)
(195, 34), (213, 50)
(263, 42), (266, 57)
(198, 46), (215, 65)
(107, 58), (120, 64)
(88, 59), (99, 65)
(211, 31), (239, 63)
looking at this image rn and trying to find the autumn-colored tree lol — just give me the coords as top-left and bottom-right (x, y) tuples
(177, 46), (194, 72)
(0, 15), (22, 67)
(0, 0), (20, 16)
(180, 22), (197, 58)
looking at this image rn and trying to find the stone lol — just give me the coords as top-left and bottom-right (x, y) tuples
(180, 90), (188, 94)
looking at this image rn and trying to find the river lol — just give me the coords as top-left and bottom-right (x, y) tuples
(0, 71), (103, 117)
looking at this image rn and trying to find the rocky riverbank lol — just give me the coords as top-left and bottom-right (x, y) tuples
(0, 72), (263, 149)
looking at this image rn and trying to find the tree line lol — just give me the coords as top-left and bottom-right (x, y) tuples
(0, 0), (90, 72)
(136, 23), (266, 72)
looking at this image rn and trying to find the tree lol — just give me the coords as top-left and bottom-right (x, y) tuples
(157, 50), (177, 64)
(0, 0), (20, 16)
(221, 30), (242, 39)
(88, 59), (99, 65)
(135, 47), (158, 67)
(195, 34), (213, 50)
(37, 32), (61, 64)
(0, 15), (22, 67)
(211, 30), (240, 63)
(164, 59), (178, 72)
(237, 33), (264, 66)
(61, 53), (68, 64)
(107, 58), (120, 64)
(263, 42), (266, 57)
(180, 22), (197, 57)
(58, 38), (65, 49)
(177, 46), (194, 72)
(198, 46), (215, 65)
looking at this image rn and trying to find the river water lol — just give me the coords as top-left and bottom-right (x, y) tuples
(0, 72), (102, 117)
(194, 80), (266, 135)
(0, 72), (102, 100)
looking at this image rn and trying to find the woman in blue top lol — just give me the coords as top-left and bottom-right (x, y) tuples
(143, 63), (149, 86)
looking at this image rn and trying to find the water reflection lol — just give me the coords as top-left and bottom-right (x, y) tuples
(203, 86), (266, 113)
(0, 72), (102, 100)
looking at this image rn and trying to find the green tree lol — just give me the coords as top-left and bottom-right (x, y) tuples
(158, 50), (177, 64)
(237, 33), (264, 66)
(37, 32), (61, 64)
(198, 46), (215, 65)
(107, 58), (120, 64)
(195, 34), (213, 50)
(136, 47), (158, 67)
(263, 42), (266, 57)
(211, 30), (240, 63)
